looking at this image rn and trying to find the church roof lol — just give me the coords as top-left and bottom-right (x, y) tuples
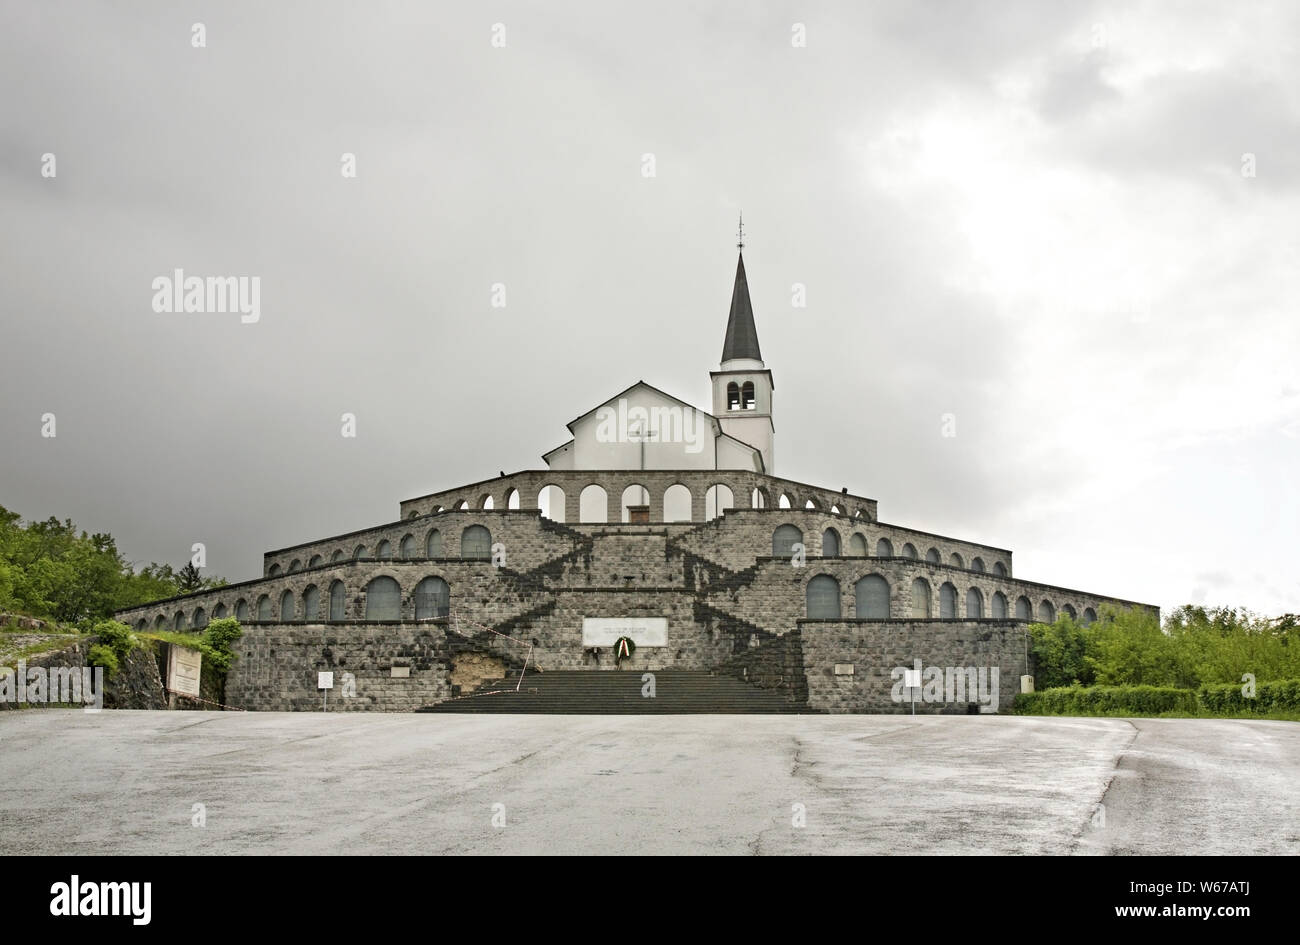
(721, 252), (762, 363)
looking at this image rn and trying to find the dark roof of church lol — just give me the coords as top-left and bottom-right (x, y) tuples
(721, 252), (762, 363)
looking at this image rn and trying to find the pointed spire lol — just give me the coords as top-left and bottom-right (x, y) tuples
(722, 243), (762, 364)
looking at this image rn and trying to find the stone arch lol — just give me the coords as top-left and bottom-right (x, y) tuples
(280, 589), (296, 622)
(902, 542), (918, 559)
(364, 576), (402, 621)
(939, 582), (958, 619)
(804, 497), (822, 511)
(705, 484), (735, 520)
(855, 574), (890, 619)
(950, 552), (964, 569)
(663, 484), (692, 523)
(1015, 596), (1032, 620)
(479, 494), (494, 510)
(376, 540), (393, 560)
(414, 576), (450, 620)
(750, 486), (770, 509)
(309, 554), (323, 568)
(849, 533), (868, 556)
(993, 561), (1007, 577)
(192, 606), (207, 629)
(911, 578), (932, 618)
(1083, 607), (1098, 625)
(539, 484), (566, 522)
(1038, 600), (1056, 623)
(778, 492), (794, 510)
(505, 488), (520, 510)
(353, 544), (368, 559)
(455, 499), (469, 511)
(331, 550), (344, 564)
(580, 484), (609, 523)
(966, 586), (984, 618)
(806, 575), (841, 619)
(772, 524), (803, 558)
(461, 525), (492, 559)
(822, 528), (841, 558)
(329, 580), (346, 620)
(302, 585), (320, 621)
(136, 618), (147, 631)
(213, 602), (227, 620)
(1062, 604), (1077, 621)
(256, 595), (272, 620)
(288, 559), (301, 573)
(972, 557), (985, 573)
(426, 529), (443, 557)
(926, 547), (941, 564)
(992, 591), (1009, 619)
(269, 563), (282, 577)
(173, 611), (185, 631)
(876, 537), (894, 557)
(408, 510), (419, 519)
(400, 534), (416, 559)
(621, 484), (650, 523)
(154, 614), (167, 630)
(236, 599), (249, 621)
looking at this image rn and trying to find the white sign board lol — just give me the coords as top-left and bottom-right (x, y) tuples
(317, 671), (334, 690)
(903, 669), (922, 688)
(582, 617), (668, 647)
(167, 646), (202, 698)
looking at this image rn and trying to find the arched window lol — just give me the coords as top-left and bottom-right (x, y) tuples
(741, 381), (755, 409)
(778, 493), (794, 509)
(902, 543), (918, 559)
(376, 540), (392, 560)
(950, 553), (964, 569)
(461, 525), (492, 559)
(269, 563), (282, 577)
(966, 587), (984, 618)
(235, 599), (249, 621)
(1015, 596), (1032, 620)
(213, 602), (227, 620)
(400, 535), (416, 559)
(1038, 600), (1056, 623)
(414, 576), (450, 620)
(426, 529), (443, 557)
(663, 484), (692, 522)
(926, 547), (941, 564)
(309, 554), (322, 568)
(505, 488), (520, 510)
(806, 575), (841, 619)
(280, 590), (296, 622)
(580, 484), (609, 523)
(136, 619), (147, 632)
(876, 538), (894, 557)
(174, 612), (185, 631)
(849, 533), (867, 556)
(822, 529), (841, 558)
(192, 607), (206, 629)
(750, 487), (769, 509)
(329, 580), (346, 620)
(727, 382), (740, 410)
(1083, 607), (1098, 625)
(939, 582), (957, 619)
(302, 585), (320, 622)
(154, 614), (167, 630)
(911, 578), (932, 618)
(257, 595), (272, 620)
(772, 525), (803, 558)
(855, 575), (890, 619)
(972, 557), (985, 573)
(365, 577), (401, 621)
(705, 484), (734, 520)
(479, 494), (494, 510)
(539, 484), (566, 522)
(354, 544), (368, 559)
(621, 484), (650, 522)
(331, 550), (344, 563)
(993, 561), (1007, 577)
(991, 591), (1008, 619)
(288, 559), (301, 573)
(1062, 604), (1077, 621)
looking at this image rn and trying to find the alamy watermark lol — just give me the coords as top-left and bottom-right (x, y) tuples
(594, 398), (707, 454)
(151, 269), (260, 323)
(0, 660), (104, 710)
(891, 660), (999, 707)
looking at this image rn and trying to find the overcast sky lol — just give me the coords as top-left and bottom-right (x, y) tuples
(2, 1), (1297, 617)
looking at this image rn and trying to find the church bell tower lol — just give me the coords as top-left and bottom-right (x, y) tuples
(710, 216), (775, 473)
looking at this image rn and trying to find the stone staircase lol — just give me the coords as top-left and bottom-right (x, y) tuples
(418, 669), (811, 714)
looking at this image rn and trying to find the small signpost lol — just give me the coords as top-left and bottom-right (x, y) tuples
(318, 671), (334, 711)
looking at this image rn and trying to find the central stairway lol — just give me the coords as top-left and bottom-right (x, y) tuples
(418, 669), (809, 714)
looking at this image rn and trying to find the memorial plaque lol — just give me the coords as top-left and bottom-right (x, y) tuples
(390, 666), (410, 678)
(581, 617), (668, 647)
(167, 646), (202, 697)
(833, 663), (855, 676)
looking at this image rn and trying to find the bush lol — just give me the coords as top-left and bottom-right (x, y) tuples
(92, 619), (136, 662)
(1015, 684), (1198, 716)
(200, 617), (243, 672)
(1199, 678), (1300, 713)
(87, 643), (120, 678)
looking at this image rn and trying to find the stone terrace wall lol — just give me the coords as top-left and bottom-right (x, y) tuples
(800, 619), (1028, 713)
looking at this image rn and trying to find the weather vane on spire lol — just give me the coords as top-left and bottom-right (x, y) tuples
(736, 212), (745, 251)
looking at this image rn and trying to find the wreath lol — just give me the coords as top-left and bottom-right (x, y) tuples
(614, 636), (636, 660)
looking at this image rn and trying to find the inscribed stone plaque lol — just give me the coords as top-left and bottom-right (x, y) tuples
(168, 646), (202, 697)
(833, 663), (855, 676)
(581, 617), (668, 647)
(390, 666), (410, 678)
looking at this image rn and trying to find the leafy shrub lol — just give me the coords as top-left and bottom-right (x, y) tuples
(1199, 678), (1300, 713)
(200, 617), (243, 672)
(1015, 684), (1198, 716)
(87, 643), (120, 678)
(92, 619), (136, 662)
